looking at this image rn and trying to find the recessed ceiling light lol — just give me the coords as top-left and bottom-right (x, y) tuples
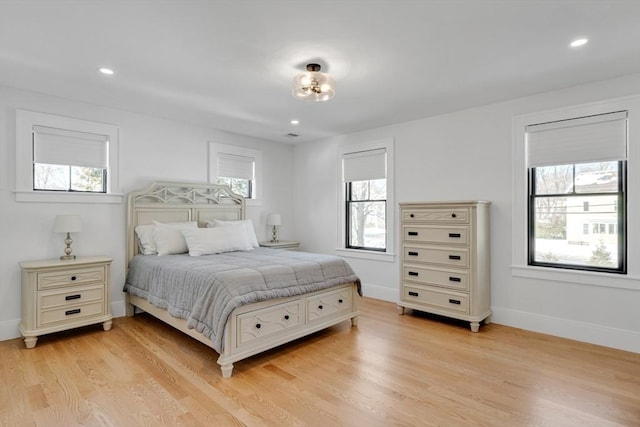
(290, 120), (299, 125)
(99, 67), (114, 75)
(570, 38), (588, 48)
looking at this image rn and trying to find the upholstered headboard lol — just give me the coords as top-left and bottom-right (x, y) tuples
(126, 181), (245, 264)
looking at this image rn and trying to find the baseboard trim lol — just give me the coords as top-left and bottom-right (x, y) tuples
(361, 283), (397, 303)
(491, 306), (639, 353)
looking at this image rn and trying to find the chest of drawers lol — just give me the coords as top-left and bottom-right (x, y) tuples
(19, 256), (113, 348)
(397, 201), (491, 332)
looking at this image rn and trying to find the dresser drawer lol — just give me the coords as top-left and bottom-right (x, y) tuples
(402, 285), (469, 314)
(38, 301), (105, 327)
(39, 285), (104, 310)
(404, 245), (469, 268)
(37, 266), (105, 290)
(403, 225), (469, 245)
(238, 300), (302, 345)
(402, 208), (469, 223)
(307, 287), (353, 322)
(403, 265), (469, 291)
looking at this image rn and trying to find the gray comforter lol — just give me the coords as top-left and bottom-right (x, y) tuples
(124, 248), (361, 352)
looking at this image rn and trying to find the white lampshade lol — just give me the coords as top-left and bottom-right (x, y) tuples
(53, 215), (82, 233)
(266, 213), (282, 226)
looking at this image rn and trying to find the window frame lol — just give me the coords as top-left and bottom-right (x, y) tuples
(345, 179), (387, 252)
(337, 138), (395, 262)
(527, 160), (627, 274)
(208, 142), (262, 207)
(511, 95), (639, 289)
(15, 110), (121, 203)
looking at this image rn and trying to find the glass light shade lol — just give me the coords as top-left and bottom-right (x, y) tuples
(292, 71), (335, 102)
(53, 214), (82, 233)
(266, 213), (282, 226)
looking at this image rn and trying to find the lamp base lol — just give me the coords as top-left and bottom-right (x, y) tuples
(60, 255), (76, 260)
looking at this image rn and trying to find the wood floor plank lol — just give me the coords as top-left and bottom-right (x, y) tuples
(0, 297), (638, 426)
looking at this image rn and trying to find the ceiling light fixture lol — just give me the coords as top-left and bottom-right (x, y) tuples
(99, 67), (114, 75)
(292, 63), (335, 102)
(570, 38), (588, 48)
(291, 120), (299, 125)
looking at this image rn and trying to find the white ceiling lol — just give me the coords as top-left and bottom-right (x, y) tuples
(1, 1), (638, 143)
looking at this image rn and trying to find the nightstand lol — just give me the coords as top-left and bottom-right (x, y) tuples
(259, 240), (300, 250)
(19, 256), (113, 348)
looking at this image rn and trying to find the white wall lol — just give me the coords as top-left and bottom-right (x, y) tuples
(293, 74), (640, 353)
(0, 85), (294, 341)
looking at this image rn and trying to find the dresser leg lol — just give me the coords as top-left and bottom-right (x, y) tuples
(484, 315), (492, 325)
(351, 316), (359, 327)
(103, 320), (113, 331)
(23, 336), (38, 349)
(397, 305), (406, 315)
(220, 363), (234, 379)
(470, 321), (480, 333)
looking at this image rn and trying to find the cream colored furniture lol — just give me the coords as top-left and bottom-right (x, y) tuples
(397, 201), (491, 332)
(126, 182), (359, 378)
(259, 240), (300, 250)
(20, 256), (113, 348)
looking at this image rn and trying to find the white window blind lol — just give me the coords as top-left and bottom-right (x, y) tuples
(343, 148), (386, 182)
(33, 125), (108, 168)
(217, 153), (255, 180)
(526, 111), (627, 167)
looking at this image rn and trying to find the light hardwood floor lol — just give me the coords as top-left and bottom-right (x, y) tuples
(1, 297), (638, 426)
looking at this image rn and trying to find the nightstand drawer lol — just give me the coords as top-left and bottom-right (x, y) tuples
(39, 285), (104, 310)
(39, 301), (105, 327)
(37, 266), (105, 290)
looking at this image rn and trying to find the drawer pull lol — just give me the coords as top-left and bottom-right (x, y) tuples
(65, 294), (81, 301)
(408, 291), (419, 297)
(448, 255), (461, 260)
(448, 299), (461, 305)
(451, 213), (457, 218)
(410, 213), (415, 218)
(318, 305), (323, 310)
(408, 271), (419, 277)
(408, 231), (418, 236)
(338, 299), (343, 303)
(70, 276), (77, 281)
(408, 251), (419, 256)
(448, 233), (461, 238)
(65, 308), (81, 316)
(255, 323), (262, 329)
(284, 315), (290, 320)
(449, 277), (462, 282)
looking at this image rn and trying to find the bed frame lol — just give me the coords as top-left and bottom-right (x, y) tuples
(126, 181), (360, 378)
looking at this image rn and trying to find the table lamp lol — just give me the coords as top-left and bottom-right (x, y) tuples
(53, 215), (82, 260)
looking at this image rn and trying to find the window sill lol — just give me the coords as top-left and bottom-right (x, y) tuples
(335, 248), (396, 262)
(511, 264), (639, 291)
(15, 191), (124, 204)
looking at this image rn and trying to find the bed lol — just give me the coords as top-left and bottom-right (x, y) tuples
(124, 181), (361, 378)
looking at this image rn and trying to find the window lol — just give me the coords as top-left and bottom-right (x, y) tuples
(15, 110), (121, 203)
(33, 126), (107, 193)
(341, 146), (391, 252)
(527, 111), (627, 273)
(208, 142), (262, 204)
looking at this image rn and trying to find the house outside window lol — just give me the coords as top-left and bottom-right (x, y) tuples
(526, 111), (627, 273)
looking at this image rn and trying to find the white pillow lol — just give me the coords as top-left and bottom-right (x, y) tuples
(182, 225), (253, 256)
(135, 224), (156, 255)
(152, 221), (198, 256)
(206, 219), (259, 248)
